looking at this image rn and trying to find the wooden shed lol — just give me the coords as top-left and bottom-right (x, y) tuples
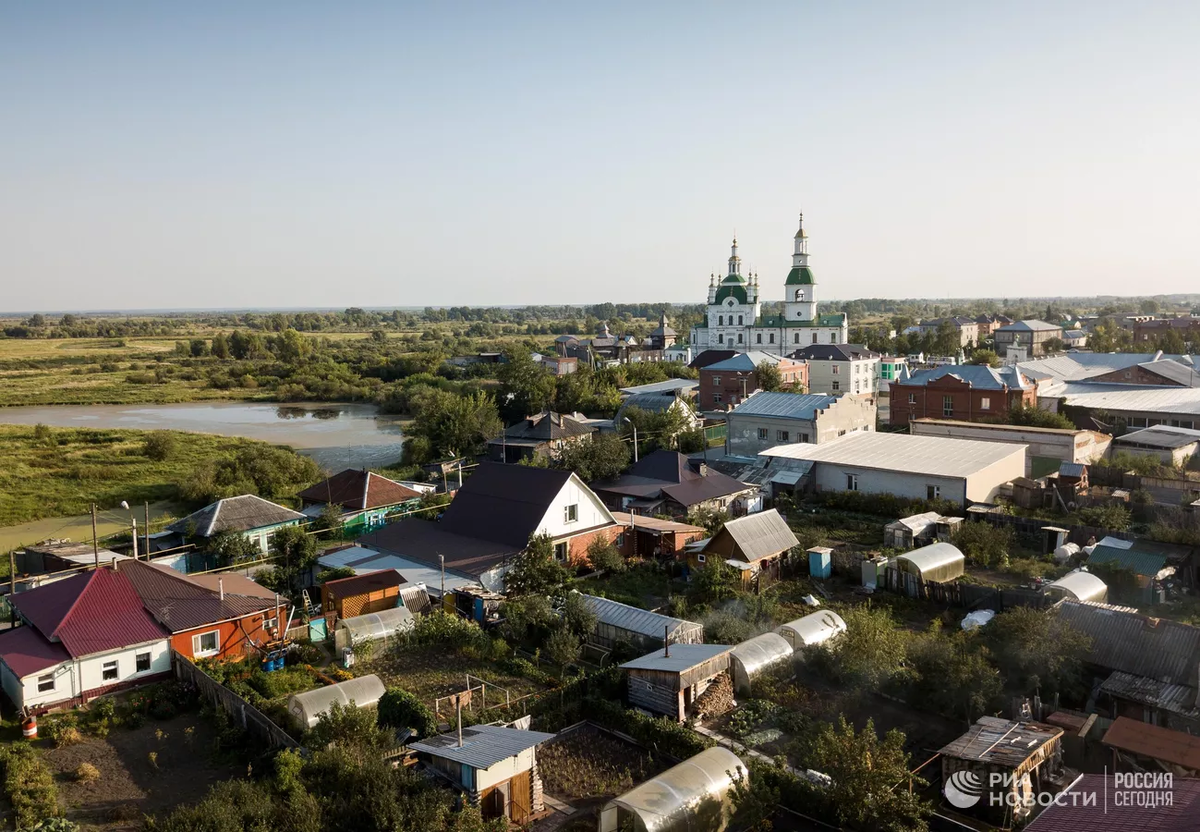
(321, 569), (404, 620)
(940, 717), (1064, 823)
(620, 643), (732, 723)
(694, 509), (799, 589)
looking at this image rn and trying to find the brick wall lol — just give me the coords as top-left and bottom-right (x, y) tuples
(889, 375), (1035, 427)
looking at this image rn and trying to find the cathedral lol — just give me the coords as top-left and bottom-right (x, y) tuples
(689, 215), (848, 356)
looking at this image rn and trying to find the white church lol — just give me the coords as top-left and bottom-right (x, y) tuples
(689, 215), (848, 356)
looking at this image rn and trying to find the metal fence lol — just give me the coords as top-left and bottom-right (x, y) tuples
(172, 650), (300, 750)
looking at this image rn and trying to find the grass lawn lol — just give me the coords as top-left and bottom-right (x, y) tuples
(0, 424), (288, 528)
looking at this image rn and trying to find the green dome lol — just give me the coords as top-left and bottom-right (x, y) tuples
(720, 272), (746, 285)
(713, 285), (748, 305)
(785, 266), (815, 286)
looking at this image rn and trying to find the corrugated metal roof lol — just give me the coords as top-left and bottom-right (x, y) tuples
(727, 391), (838, 420)
(122, 561), (277, 633)
(895, 363), (1032, 391)
(1059, 462), (1087, 478)
(995, 319), (1061, 333)
(759, 431), (1026, 478)
(0, 625), (71, 678)
(619, 379), (699, 396)
(169, 494), (306, 537)
(409, 724), (556, 769)
(1115, 425), (1200, 449)
(1102, 716), (1200, 770)
(1088, 544), (1167, 578)
(1052, 382), (1200, 416)
(1056, 600), (1200, 686)
(710, 509), (799, 563)
(620, 643), (732, 673)
(940, 717), (1062, 768)
(580, 594), (702, 641)
(1026, 774), (1200, 831)
(1099, 671), (1200, 717)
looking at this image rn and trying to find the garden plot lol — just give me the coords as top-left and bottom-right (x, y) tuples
(538, 724), (663, 806)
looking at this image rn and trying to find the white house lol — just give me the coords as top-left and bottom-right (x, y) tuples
(0, 567), (171, 712)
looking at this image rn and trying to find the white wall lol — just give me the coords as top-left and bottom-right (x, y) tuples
(76, 639), (172, 693)
(476, 747), (536, 791)
(537, 476), (614, 538)
(812, 464), (968, 506)
(965, 451), (1028, 503)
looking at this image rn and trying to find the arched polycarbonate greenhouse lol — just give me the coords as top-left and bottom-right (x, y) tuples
(287, 674), (387, 729)
(333, 605), (415, 653)
(775, 610), (847, 652)
(728, 632), (793, 695)
(599, 746), (747, 832)
(1044, 570), (1107, 603)
(894, 542), (966, 584)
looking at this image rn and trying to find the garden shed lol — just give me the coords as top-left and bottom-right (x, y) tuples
(728, 632), (793, 695)
(1043, 570), (1107, 603)
(580, 594), (704, 652)
(287, 674), (386, 729)
(599, 746), (747, 832)
(322, 569), (405, 620)
(621, 643), (732, 723)
(776, 611), (847, 652)
(894, 542), (965, 584)
(333, 606), (415, 653)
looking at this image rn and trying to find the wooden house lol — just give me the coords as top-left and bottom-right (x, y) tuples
(940, 717), (1064, 823)
(621, 643), (732, 723)
(165, 494), (306, 554)
(409, 724), (556, 824)
(694, 509), (799, 588)
(297, 469), (423, 534)
(321, 569), (404, 620)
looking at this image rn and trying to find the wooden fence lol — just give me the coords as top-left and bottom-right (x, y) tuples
(172, 650), (300, 750)
(880, 567), (1048, 612)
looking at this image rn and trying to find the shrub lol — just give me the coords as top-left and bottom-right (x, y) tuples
(74, 762), (100, 783)
(143, 430), (178, 461)
(586, 538), (626, 573)
(0, 743), (60, 828)
(377, 688), (438, 739)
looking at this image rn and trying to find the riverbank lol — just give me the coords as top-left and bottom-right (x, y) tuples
(0, 424), (298, 530)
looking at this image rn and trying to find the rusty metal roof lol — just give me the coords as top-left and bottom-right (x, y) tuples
(1056, 600), (1200, 686)
(1103, 717), (1200, 770)
(939, 717), (1063, 769)
(1100, 671), (1200, 718)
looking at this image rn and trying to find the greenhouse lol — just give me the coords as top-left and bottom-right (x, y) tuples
(776, 611), (848, 652)
(1043, 570), (1107, 603)
(333, 605), (415, 653)
(287, 674), (387, 729)
(728, 632), (793, 695)
(599, 746), (747, 832)
(580, 593), (704, 652)
(894, 542), (966, 584)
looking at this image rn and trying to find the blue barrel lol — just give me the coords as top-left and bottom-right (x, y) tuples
(262, 660), (273, 672)
(271, 656), (284, 671)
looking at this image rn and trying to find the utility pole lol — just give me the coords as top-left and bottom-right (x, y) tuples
(91, 504), (100, 569)
(439, 553), (445, 601)
(144, 501), (150, 561)
(130, 518), (138, 560)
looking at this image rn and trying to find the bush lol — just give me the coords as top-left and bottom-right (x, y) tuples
(143, 430), (178, 461)
(586, 538), (626, 573)
(74, 762), (101, 783)
(0, 743), (60, 829)
(954, 521), (1015, 568)
(377, 688), (438, 739)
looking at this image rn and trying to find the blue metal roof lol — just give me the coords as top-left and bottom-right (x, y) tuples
(727, 391), (838, 420)
(893, 363), (1031, 391)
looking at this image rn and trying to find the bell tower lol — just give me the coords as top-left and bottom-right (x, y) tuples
(783, 213), (818, 322)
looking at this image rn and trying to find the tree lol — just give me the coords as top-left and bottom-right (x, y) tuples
(180, 444), (321, 503)
(934, 319), (960, 356)
(1043, 337), (1065, 353)
(378, 688), (437, 739)
(267, 525), (319, 594)
(969, 349), (1001, 367)
(404, 388), (502, 462)
(204, 530), (261, 566)
(954, 521), (1015, 568)
(805, 717), (931, 832)
(503, 533), (571, 597)
(908, 624), (1003, 721)
(501, 594), (556, 643)
(822, 606), (911, 693)
(317, 566), (357, 583)
(981, 607), (1091, 698)
(143, 430), (178, 461)
(755, 361), (783, 392)
(557, 433), (631, 482)
(211, 332), (230, 359)
(496, 346), (556, 421)
(586, 537), (626, 572)
(25, 313), (46, 328)
(307, 700), (394, 753)
(687, 559), (740, 606)
(544, 626), (582, 672)
(1008, 404), (1075, 430)
(310, 503), (346, 539)
(561, 591), (598, 637)
(272, 328), (312, 362)
(686, 506), (729, 536)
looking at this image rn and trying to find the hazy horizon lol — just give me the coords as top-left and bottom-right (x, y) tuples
(4, 2), (1199, 312)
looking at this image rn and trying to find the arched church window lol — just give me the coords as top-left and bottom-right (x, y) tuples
(737, 334), (743, 344)
(738, 315), (743, 325)
(718, 315), (724, 326)
(794, 333), (800, 344)
(812, 333), (818, 344)
(718, 334), (724, 344)
(795, 289), (805, 302)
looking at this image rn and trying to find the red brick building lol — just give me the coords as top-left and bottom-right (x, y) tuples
(889, 365), (1036, 427)
(1133, 317), (1200, 346)
(698, 350), (807, 410)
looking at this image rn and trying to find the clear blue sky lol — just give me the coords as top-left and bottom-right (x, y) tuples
(3, 2), (1198, 312)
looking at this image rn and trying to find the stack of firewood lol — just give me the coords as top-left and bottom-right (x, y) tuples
(692, 672), (735, 721)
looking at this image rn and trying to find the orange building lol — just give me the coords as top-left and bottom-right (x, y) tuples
(122, 561), (287, 662)
(322, 569), (405, 620)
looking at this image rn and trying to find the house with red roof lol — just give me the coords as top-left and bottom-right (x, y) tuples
(120, 561), (288, 662)
(296, 469), (423, 534)
(0, 568), (171, 713)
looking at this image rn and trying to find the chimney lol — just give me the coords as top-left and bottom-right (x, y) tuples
(112, 557), (119, 572)
(218, 578), (224, 601)
(456, 697), (464, 747)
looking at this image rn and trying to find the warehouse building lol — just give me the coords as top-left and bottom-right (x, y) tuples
(909, 418), (1111, 478)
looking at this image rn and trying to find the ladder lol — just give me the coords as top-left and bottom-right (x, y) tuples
(301, 588), (320, 617)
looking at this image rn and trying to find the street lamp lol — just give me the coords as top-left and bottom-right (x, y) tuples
(621, 417), (639, 463)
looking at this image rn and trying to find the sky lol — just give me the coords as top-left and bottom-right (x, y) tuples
(3, 2), (1199, 312)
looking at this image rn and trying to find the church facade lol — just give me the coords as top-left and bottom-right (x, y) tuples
(689, 216), (848, 356)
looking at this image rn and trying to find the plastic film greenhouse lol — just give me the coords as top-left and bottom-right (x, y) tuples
(728, 632), (793, 695)
(599, 746), (747, 832)
(1044, 570), (1107, 603)
(288, 674), (387, 728)
(894, 542), (965, 583)
(776, 610), (847, 651)
(333, 605), (415, 653)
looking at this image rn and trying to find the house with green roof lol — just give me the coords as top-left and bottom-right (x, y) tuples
(690, 214), (849, 357)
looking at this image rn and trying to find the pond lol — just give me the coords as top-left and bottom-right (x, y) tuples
(0, 402), (407, 471)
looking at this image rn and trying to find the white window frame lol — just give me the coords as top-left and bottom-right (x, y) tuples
(832, 365), (840, 375)
(263, 615), (278, 631)
(777, 430), (789, 442)
(37, 673), (55, 693)
(101, 660), (119, 681)
(908, 393), (916, 404)
(757, 428), (769, 440)
(697, 553), (707, 563)
(193, 630), (221, 658)
(846, 473), (859, 492)
(927, 485), (941, 500)
(980, 397), (991, 410)
(564, 504), (578, 524)
(942, 395), (954, 417)
(135, 651), (152, 674)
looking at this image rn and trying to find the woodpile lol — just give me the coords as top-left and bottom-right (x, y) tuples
(692, 671), (735, 721)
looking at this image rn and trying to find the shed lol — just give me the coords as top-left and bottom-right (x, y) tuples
(940, 717), (1064, 822)
(333, 606), (415, 653)
(579, 594), (704, 652)
(621, 643), (732, 723)
(287, 674), (387, 729)
(322, 569), (404, 620)
(807, 547), (832, 579)
(776, 611), (848, 652)
(729, 632), (793, 695)
(1043, 570), (1107, 603)
(695, 509), (798, 588)
(599, 746), (747, 832)
(884, 511), (941, 550)
(1102, 716), (1200, 774)
(894, 542), (965, 584)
